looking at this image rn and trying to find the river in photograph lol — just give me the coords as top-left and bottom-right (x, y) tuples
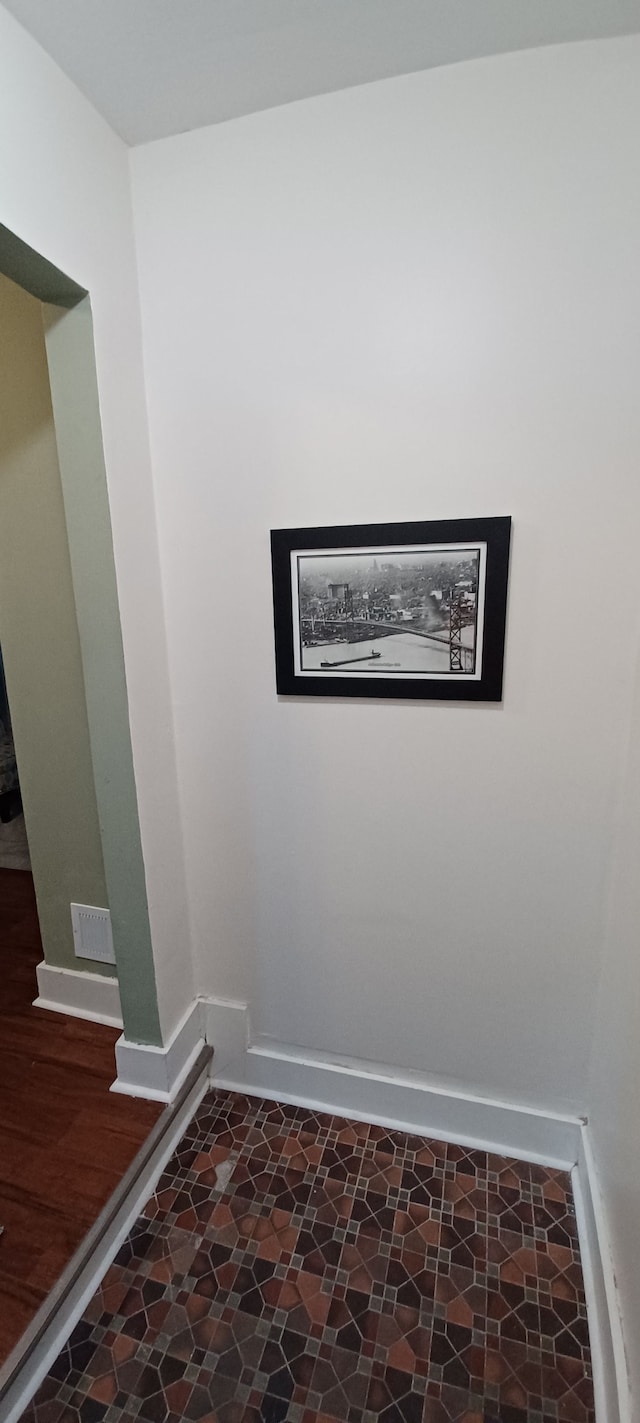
(301, 631), (454, 673)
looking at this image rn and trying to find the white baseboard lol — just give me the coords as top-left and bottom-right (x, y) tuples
(201, 997), (581, 1168)
(199, 995), (250, 1073)
(572, 1128), (630, 1423)
(34, 961), (122, 1028)
(111, 1000), (205, 1102)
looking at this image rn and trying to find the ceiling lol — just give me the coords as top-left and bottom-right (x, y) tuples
(3, 0), (640, 146)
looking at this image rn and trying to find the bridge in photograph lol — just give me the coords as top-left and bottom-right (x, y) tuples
(302, 617), (450, 645)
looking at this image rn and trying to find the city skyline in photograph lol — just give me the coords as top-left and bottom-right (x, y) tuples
(292, 543), (485, 679)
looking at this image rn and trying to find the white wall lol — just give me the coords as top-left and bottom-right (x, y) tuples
(0, 5), (195, 1038)
(587, 641), (640, 1410)
(131, 36), (640, 1113)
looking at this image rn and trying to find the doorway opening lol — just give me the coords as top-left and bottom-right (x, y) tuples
(0, 222), (161, 1046)
(0, 648), (30, 870)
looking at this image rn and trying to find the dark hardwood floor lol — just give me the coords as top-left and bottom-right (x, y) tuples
(0, 867), (162, 1364)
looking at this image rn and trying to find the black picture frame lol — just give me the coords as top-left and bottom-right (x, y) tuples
(271, 516), (511, 701)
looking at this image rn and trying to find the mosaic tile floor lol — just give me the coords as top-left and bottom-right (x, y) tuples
(21, 1090), (594, 1423)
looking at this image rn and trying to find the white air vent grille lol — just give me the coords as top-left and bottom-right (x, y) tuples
(70, 903), (116, 965)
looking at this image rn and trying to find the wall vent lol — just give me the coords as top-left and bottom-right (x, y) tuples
(70, 902), (116, 966)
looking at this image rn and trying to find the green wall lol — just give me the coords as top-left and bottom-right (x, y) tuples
(44, 298), (162, 1044)
(0, 271), (111, 974)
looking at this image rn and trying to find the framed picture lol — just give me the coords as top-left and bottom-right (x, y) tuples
(270, 516), (511, 701)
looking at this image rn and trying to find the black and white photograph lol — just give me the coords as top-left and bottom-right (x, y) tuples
(271, 518), (511, 701)
(293, 545), (483, 678)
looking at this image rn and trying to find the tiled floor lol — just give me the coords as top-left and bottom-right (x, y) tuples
(21, 1090), (594, 1423)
